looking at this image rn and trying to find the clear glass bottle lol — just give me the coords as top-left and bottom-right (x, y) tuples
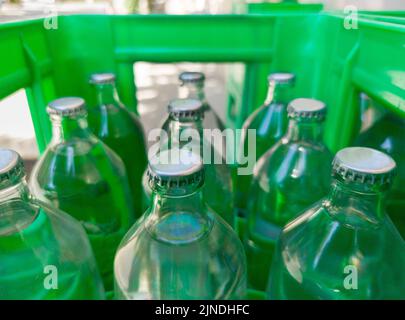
(245, 98), (332, 291)
(115, 149), (247, 299)
(0, 148), (105, 299)
(30, 97), (135, 292)
(354, 113), (405, 239)
(268, 147), (405, 300)
(142, 98), (235, 227)
(89, 73), (147, 218)
(236, 73), (295, 216)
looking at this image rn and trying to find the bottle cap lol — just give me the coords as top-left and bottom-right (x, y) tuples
(89, 73), (116, 85)
(179, 71), (205, 84)
(268, 73), (295, 85)
(147, 149), (204, 190)
(332, 147), (396, 186)
(168, 98), (204, 118)
(0, 149), (25, 188)
(47, 97), (87, 117)
(287, 98), (326, 120)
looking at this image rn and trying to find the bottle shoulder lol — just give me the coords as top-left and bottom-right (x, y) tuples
(45, 137), (99, 157)
(280, 201), (405, 256)
(88, 104), (145, 138)
(248, 149), (331, 227)
(243, 103), (286, 131)
(0, 198), (104, 299)
(258, 137), (332, 160)
(114, 211), (246, 299)
(117, 211), (245, 260)
(29, 140), (128, 199)
(0, 198), (93, 256)
(254, 140), (332, 183)
(34, 139), (123, 173)
(273, 202), (405, 299)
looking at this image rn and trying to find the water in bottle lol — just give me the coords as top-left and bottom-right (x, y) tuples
(245, 98), (332, 291)
(30, 97), (135, 292)
(0, 148), (105, 299)
(236, 73), (295, 216)
(142, 98), (235, 228)
(354, 113), (405, 239)
(115, 149), (247, 299)
(88, 73), (147, 218)
(268, 147), (405, 299)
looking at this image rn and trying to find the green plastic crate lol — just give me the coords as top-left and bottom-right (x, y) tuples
(1, 11), (404, 152)
(0, 9), (404, 299)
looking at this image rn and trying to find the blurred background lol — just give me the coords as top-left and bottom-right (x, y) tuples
(0, 0), (404, 173)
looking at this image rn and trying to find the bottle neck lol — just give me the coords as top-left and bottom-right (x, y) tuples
(0, 179), (38, 236)
(166, 114), (204, 148)
(264, 81), (292, 105)
(325, 178), (387, 224)
(148, 185), (206, 219)
(146, 183), (211, 244)
(0, 179), (31, 203)
(285, 118), (324, 142)
(178, 82), (205, 101)
(93, 83), (120, 107)
(50, 114), (91, 143)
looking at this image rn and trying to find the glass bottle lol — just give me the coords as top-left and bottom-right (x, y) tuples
(178, 71), (225, 131)
(268, 147), (405, 299)
(0, 148), (105, 299)
(88, 73), (147, 218)
(30, 97), (135, 292)
(245, 98), (332, 291)
(236, 73), (295, 216)
(142, 98), (235, 227)
(354, 113), (405, 239)
(115, 149), (247, 299)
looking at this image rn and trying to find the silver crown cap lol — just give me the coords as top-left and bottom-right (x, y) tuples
(287, 98), (326, 120)
(268, 72), (295, 85)
(179, 71), (205, 84)
(89, 73), (116, 84)
(147, 149), (204, 189)
(47, 97), (87, 117)
(168, 98), (204, 118)
(0, 149), (25, 188)
(332, 147), (396, 185)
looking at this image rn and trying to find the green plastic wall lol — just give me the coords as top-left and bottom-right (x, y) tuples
(0, 11), (404, 155)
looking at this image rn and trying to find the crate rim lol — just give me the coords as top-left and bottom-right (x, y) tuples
(1, 11), (405, 32)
